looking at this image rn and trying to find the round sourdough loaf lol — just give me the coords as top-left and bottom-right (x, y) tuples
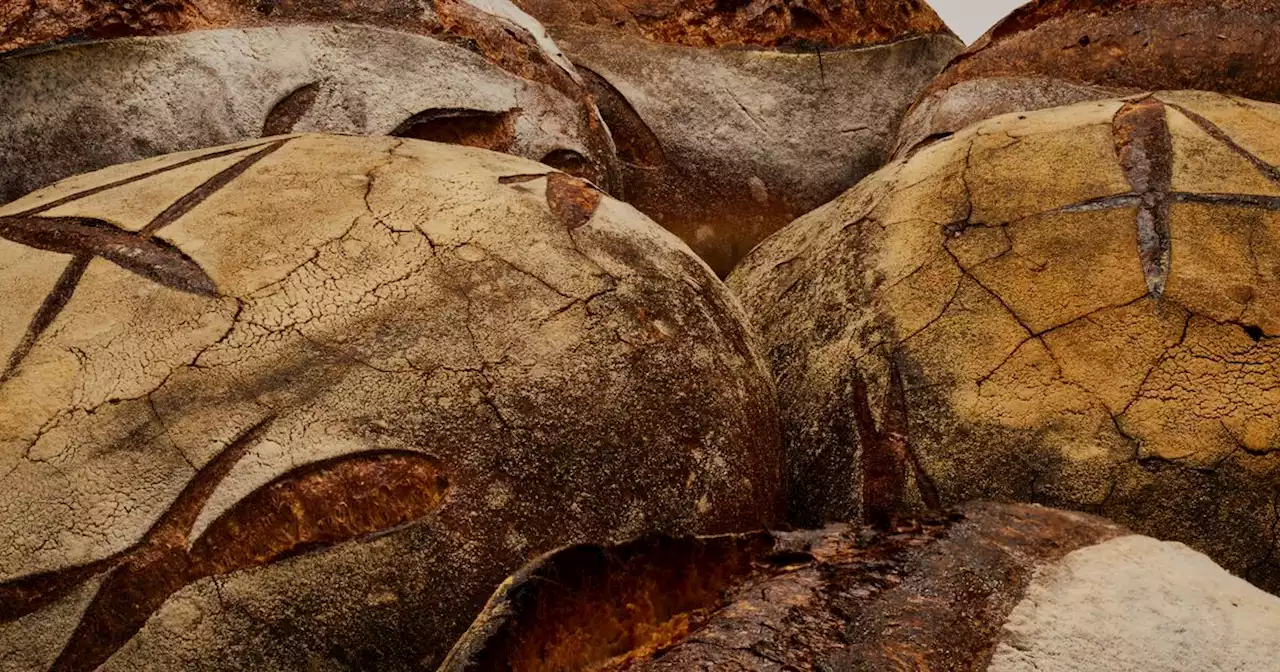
(731, 92), (1280, 591)
(0, 134), (783, 671)
(897, 0), (1280, 156)
(0, 0), (618, 203)
(509, 0), (964, 276)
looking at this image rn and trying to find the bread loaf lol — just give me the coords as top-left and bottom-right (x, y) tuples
(0, 0), (618, 203)
(511, 0), (964, 276)
(731, 91), (1280, 592)
(0, 135), (783, 670)
(897, 0), (1280, 156)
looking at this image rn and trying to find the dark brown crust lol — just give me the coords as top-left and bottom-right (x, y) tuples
(513, 0), (953, 49)
(1112, 97), (1173, 301)
(439, 532), (777, 671)
(852, 365), (903, 530)
(545, 172), (603, 230)
(0, 0), (580, 99)
(577, 65), (665, 168)
(924, 0), (1280, 104)
(834, 504), (1124, 670)
(0, 216), (218, 296)
(440, 502), (1126, 671)
(0, 254), (89, 384)
(188, 451), (451, 577)
(261, 81), (320, 136)
(851, 354), (942, 531)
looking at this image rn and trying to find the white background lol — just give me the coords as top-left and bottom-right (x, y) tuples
(931, 0), (1028, 44)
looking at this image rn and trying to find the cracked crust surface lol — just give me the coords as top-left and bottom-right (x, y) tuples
(0, 134), (783, 670)
(896, 0), (1280, 157)
(729, 91), (1280, 593)
(506, 10), (961, 275)
(0, 22), (618, 205)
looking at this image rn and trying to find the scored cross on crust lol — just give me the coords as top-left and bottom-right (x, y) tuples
(0, 139), (289, 383)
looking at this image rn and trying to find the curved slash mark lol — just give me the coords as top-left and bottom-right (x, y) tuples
(0, 139), (289, 383)
(0, 217), (217, 296)
(46, 416), (275, 672)
(1, 256), (89, 384)
(2, 408), (449, 672)
(545, 172), (603, 230)
(0, 416), (272, 628)
(1113, 97), (1175, 304)
(1166, 102), (1280, 185)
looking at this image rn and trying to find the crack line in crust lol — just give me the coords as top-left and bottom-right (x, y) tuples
(1166, 101), (1280, 185)
(854, 355), (940, 529)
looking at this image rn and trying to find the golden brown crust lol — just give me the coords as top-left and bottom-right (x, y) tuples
(731, 91), (1280, 591)
(0, 134), (784, 668)
(925, 0), (1280, 103)
(513, 0), (953, 49)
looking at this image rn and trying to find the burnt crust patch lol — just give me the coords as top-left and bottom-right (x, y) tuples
(440, 502), (1125, 671)
(545, 172), (603, 230)
(515, 0), (952, 50)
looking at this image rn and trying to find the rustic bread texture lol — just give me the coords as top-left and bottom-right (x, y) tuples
(730, 91), (1280, 592)
(0, 0), (576, 88)
(0, 23), (618, 205)
(511, 0), (963, 276)
(0, 134), (783, 670)
(440, 502), (1128, 671)
(897, 0), (1280, 156)
(0, 1), (619, 204)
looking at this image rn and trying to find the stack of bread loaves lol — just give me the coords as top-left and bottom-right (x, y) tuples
(3, 2), (1280, 671)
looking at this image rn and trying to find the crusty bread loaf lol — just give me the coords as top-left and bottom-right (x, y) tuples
(0, 0), (619, 203)
(897, 0), (1280, 156)
(0, 135), (784, 670)
(511, 0), (964, 276)
(732, 91), (1280, 591)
